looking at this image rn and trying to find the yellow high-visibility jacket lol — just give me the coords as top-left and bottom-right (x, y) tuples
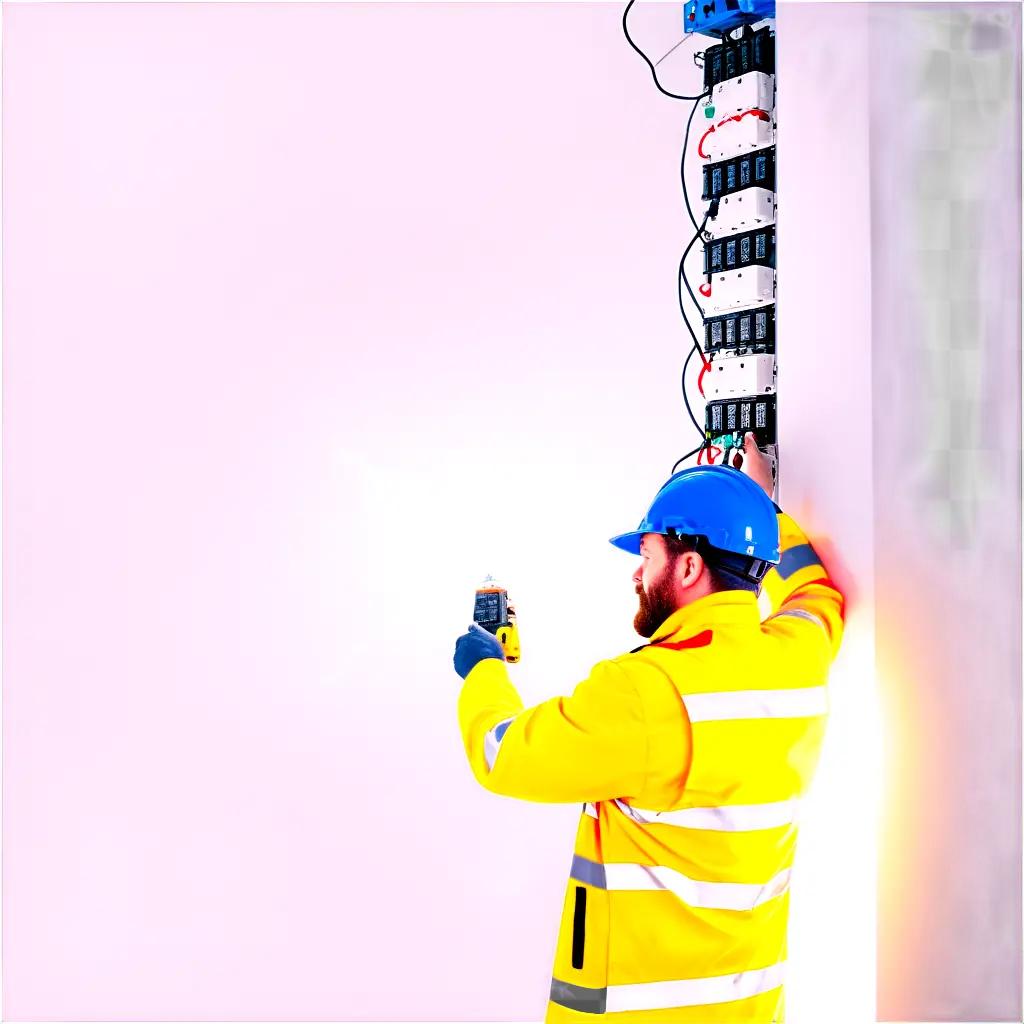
(457, 511), (845, 1023)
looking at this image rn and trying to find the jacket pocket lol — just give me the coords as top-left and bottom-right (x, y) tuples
(571, 885), (587, 968)
(551, 874), (608, 993)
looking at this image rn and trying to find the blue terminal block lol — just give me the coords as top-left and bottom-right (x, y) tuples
(684, 0), (775, 37)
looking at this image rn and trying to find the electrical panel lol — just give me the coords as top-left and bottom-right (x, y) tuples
(691, 12), (778, 479)
(626, 0), (777, 479)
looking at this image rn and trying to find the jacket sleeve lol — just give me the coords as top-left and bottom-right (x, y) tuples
(456, 656), (649, 803)
(759, 510), (846, 662)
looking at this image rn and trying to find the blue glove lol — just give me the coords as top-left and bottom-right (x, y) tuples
(453, 622), (506, 680)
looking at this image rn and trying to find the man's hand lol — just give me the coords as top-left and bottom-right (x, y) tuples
(453, 622), (506, 680)
(730, 432), (775, 496)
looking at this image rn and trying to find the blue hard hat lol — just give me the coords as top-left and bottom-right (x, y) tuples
(609, 465), (780, 564)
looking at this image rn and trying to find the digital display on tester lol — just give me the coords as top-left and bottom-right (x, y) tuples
(474, 589), (508, 633)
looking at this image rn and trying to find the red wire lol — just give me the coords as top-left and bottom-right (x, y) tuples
(698, 443), (723, 466)
(696, 108), (771, 159)
(699, 281), (712, 297)
(697, 357), (711, 397)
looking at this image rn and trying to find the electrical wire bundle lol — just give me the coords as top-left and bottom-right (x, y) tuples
(621, 0), (720, 474)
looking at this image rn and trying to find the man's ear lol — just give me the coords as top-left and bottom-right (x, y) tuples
(674, 550), (703, 590)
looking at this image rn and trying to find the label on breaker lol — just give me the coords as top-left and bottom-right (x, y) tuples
(704, 395), (777, 444)
(704, 226), (775, 276)
(703, 147), (776, 201)
(705, 304), (776, 354)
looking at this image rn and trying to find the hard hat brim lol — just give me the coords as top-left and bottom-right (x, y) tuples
(609, 530), (644, 555)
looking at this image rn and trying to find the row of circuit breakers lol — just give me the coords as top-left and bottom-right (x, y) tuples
(683, 0), (778, 452)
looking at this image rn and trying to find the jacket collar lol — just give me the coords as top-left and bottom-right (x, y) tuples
(647, 589), (761, 645)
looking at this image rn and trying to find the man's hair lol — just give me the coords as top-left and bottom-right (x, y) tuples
(661, 531), (760, 594)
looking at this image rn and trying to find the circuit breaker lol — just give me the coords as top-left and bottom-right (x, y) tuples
(703, 148), (776, 200)
(704, 304), (776, 354)
(701, 24), (774, 86)
(685, 5), (779, 465)
(703, 227), (775, 275)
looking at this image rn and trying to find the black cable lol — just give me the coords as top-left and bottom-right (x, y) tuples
(622, 0), (706, 101)
(679, 234), (709, 332)
(675, 215), (714, 471)
(673, 85), (716, 473)
(671, 180), (713, 473)
(678, 213), (710, 363)
(681, 90), (711, 233)
(680, 344), (703, 438)
(671, 439), (708, 475)
(620, 0), (714, 475)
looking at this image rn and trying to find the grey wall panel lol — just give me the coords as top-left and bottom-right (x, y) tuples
(869, 4), (1022, 1021)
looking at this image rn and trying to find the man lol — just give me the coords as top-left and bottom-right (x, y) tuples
(453, 433), (845, 1023)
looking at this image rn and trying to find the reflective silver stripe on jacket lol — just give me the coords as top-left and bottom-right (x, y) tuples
(550, 977), (607, 1014)
(683, 685), (828, 722)
(569, 854), (606, 888)
(613, 796), (799, 831)
(550, 960), (786, 1013)
(767, 607), (828, 632)
(483, 717), (515, 771)
(776, 544), (821, 580)
(569, 854), (790, 911)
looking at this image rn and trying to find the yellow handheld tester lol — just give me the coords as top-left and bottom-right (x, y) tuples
(473, 575), (521, 663)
